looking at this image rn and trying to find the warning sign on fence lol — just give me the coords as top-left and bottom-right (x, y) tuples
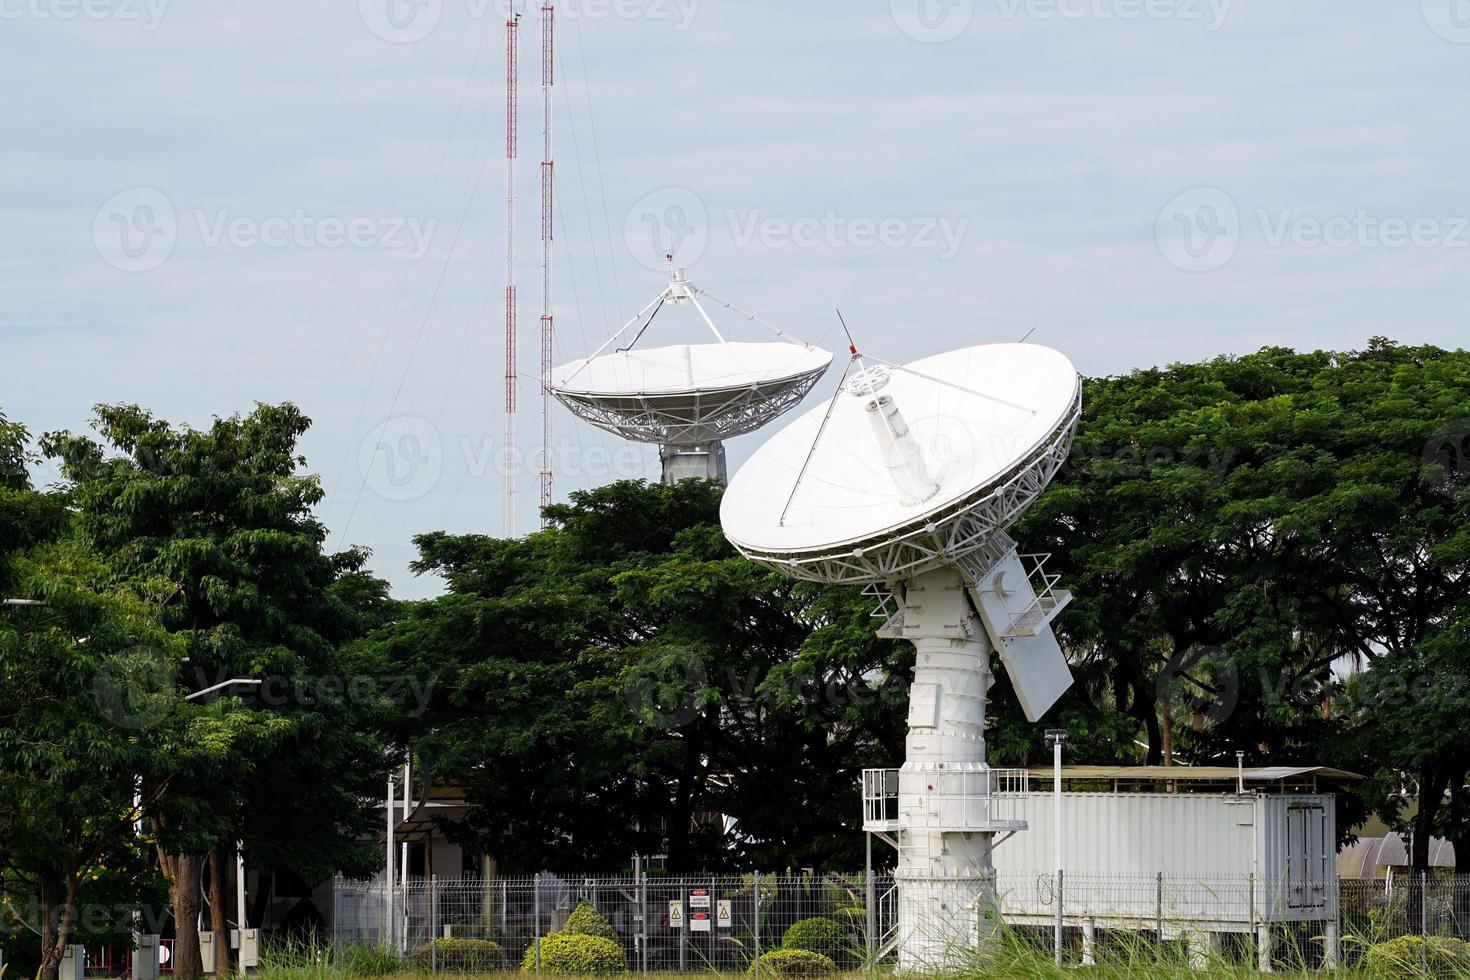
(690, 911), (712, 933)
(668, 901), (684, 929)
(716, 900), (732, 929)
(688, 888), (711, 909)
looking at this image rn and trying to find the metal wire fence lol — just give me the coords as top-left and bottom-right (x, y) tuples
(334, 874), (890, 973)
(332, 872), (1470, 976)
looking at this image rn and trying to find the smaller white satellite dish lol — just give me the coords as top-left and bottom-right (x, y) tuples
(549, 268), (834, 483)
(548, 342), (832, 448)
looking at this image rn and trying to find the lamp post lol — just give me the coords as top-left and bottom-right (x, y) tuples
(184, 677), (261, 965)
(1044, 728), (1068, 965)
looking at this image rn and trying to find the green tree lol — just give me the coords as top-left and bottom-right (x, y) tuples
(372, 479), (906, 873)
(0, 410), (198, 980)
(43, 404), (398, 978)
(1016, 340), (1470, 863)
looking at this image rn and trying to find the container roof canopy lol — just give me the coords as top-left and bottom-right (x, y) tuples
(1024, 765), (1363, 792)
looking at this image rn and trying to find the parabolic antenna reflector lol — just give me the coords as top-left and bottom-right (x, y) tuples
(547, 267), (834, 484)
(549, 341), (832, 447)
(722, 343), (1080, 584)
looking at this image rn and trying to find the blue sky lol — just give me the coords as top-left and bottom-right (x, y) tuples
(3, 0), (1469, 597)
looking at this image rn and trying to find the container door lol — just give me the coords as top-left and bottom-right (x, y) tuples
(1307, 806), (1329, 906)
(1286, 807), (1305, 907)
(1285, 805), (1327, 909)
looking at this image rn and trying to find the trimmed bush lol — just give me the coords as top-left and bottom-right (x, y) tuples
(780, 917), (851, 964)
(748, 950), (838, 976)
(563, 902), (619, 942)
(1365, 935), (1468, 974)
(407, 938), (506, 973)
(521, 932), (628, 974)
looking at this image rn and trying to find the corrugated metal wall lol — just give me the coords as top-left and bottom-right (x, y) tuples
(990, 792), (1336, 926)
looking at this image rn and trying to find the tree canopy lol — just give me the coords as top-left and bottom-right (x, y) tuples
(3, 337), (1470, 976)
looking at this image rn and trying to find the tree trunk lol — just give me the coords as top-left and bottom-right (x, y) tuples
(209, 843), (235, 975)
(168, 851), (207, 980)
(1139, 680), (1163, 765)
(35, 870), (72, 980)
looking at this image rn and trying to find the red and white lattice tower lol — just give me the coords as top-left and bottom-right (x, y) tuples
(503, 10), (520, 537)
(537, 2), (555, 528)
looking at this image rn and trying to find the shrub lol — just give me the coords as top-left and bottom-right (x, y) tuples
(407, 938), (505, 973)
(563, 902), (619, 942)
(748, 950), (838, 976)
(1365, 935), (1469, 975)
(781, 917), (851, 964)
(521, 933), (628, 974)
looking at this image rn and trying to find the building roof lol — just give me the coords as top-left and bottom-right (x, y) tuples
(1023, 765), (1363, 791)
(1338, 833), (1455, 878)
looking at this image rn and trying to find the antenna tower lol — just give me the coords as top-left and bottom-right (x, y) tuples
(503, 9), (520, 537)
(538, 2), (555, 528)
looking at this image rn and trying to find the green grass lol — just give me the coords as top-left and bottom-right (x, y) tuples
(255, 927), (1470, 980)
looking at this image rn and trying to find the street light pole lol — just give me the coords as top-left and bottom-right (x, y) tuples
(1044, 729), (1068, 965)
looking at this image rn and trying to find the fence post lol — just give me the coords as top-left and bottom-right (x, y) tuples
(753, 872), (761, 977)
(1155, 872), (1164, 951)
(430, 875), (438, 973)
(864, 839), (876, 973)
(1422, 871), (1429, 976)
(678, 883), (687, 975)
(639, 872), (649, 975)
(534, 873), (542, 973)
(1054, 869), (1064, 965)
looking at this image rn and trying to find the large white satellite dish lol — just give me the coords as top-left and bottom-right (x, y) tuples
(549, 269), (833, 484)
(719, 341), (1081, 969)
